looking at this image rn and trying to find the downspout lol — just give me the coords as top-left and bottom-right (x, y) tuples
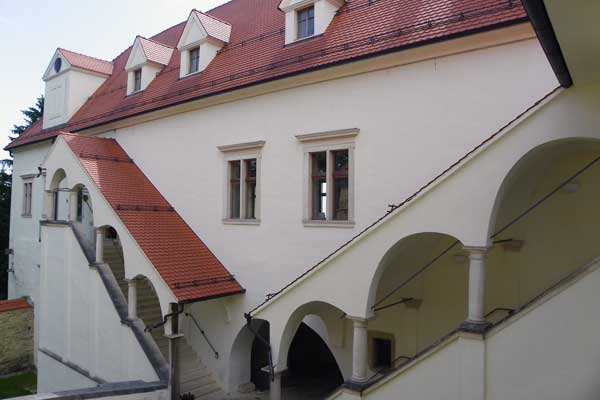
(521, 0), (573, 87)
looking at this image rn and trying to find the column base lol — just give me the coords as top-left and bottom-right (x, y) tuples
(459, 320), (491, 334)
(343, 379), (370, 392)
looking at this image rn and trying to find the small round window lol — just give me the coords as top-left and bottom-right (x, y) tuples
(54, 58), (62, 73)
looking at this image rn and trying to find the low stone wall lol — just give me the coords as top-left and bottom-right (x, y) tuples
(0, 298), (34, 375)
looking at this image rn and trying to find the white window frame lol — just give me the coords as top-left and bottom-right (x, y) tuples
(218, 141), (265, 225)
(21, 176), (34, 217)
(296, 128), (358, 227)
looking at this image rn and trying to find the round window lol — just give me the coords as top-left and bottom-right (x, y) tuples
(54, 58), (62, 73)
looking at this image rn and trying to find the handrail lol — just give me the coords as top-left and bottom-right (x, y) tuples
(184, 312), (219, 359)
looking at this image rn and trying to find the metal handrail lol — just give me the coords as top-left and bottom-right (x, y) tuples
(184, 312), (219, 359)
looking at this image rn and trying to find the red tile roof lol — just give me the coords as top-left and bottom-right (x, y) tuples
(59, 48), (114, 76)
(137, 36), (174, 66)
(192, 9), (232, 43)
(7, 0), (527, 150)
(61, 133), (245, 302)
(0, 298), (31, 313)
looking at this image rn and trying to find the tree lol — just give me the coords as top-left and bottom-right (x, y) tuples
(0, 95), (44, 300)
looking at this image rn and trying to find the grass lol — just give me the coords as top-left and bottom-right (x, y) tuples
(0, 372), (36, 399)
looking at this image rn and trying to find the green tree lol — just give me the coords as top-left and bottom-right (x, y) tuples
(0, 95), (44, 299)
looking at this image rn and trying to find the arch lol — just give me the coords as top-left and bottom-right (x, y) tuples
(486, 137), (600, 239)
(367, 232), (465, 313)
(483, 137), (600, 314)
(133, 273), (169, 358)
(276, 301), (347, 374)
(228, 318), (270, 393)
(48, 168), (69, 220)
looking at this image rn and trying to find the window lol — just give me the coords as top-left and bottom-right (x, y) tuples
(133, 69), (142, 92)
(297, 128), (357, 226)
(307, 148), (352, 223)
(373, 338), (392, 369)
(227, 157), (259, 221)
(22, 181), (33, 217)
(218, 140), (264, 224)
(297, 6), (315, 39)
(189, 47), (200, 74)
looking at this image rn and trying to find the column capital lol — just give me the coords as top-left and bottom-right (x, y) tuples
(463, 246), (490, 259)
(95, 226), (105, 235)
(346, 315), (369, 327)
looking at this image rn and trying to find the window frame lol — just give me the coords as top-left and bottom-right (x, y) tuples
(189, 47), (200, 74)
(296, 5), (315, 40)
(22, 179), (33, 217)
(133, 68), (142, 92)
(218, 141), (265, 225)
(298, 130), (357, 227)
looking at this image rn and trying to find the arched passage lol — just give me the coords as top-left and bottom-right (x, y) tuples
(229, 318), (271, 394)
(276, 301), (346, 399)
(483, 138), (600, 318)
(48, 168), (69, 221)
(133, 274), (169, 358)
(367, 232), (466, 364)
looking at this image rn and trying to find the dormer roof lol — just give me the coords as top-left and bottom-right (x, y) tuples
(43, 48), (113, 81)
(177, 9), (232, 49)
(125, 36), (174, 70)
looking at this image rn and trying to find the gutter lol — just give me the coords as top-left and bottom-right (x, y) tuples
(521, 0), (573, 87)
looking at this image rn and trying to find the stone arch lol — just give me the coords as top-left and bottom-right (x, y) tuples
(229, 318), (271, 393)
(483, 137), (600, 312)
(132, 273), (169, 358)
(366, 232), (467, 356)
(48, 168), (69, 220)
(276, 301), (348, 375)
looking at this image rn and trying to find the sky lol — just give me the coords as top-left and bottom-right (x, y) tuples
(0, 0), (230, 160)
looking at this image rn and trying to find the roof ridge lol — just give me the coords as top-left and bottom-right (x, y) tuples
(58, 47), (113, 66)
(59, 132), (116, 142)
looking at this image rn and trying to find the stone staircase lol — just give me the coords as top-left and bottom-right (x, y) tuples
(103, 238), (229, 399)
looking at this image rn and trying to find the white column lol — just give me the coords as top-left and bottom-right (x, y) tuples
(127, 279), (138, 320)
(43, 190), (54, 220)
(464, 247), (489, 327)
(95, 228), (105, 264)
(69, 191), (78, 222)
(349, 317), (369, 383)
(269, 371), (282, 400)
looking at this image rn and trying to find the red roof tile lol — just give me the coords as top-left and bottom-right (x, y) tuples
(8, 0), (527, 150)
(61, 133), (245, 303)
(59, 48), (114, 76)
(192, 9), (232, 43)
(137, 36), (174, 66)
(0, 298), (31, 313)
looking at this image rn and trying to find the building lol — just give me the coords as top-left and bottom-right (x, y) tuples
(6, 0), (600, 399)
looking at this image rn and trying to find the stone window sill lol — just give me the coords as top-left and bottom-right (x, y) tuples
(222, 218), (261, 226)
(302, 219), (355, 228)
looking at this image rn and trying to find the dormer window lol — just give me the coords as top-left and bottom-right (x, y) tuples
(125, 36), (173, 95)
(189, 47), (200, 74)
(177, 10), (231, 78)
(297, 6), (315, 39)
(133, 69), (142, 92)
(280, 0), (344, 45)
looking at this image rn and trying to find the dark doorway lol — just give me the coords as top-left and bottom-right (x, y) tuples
(250, 321), (271, 391)
(284, 322), (344, 398)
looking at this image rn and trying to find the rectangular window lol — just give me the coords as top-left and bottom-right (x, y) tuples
(133, 69), (142, 92)
(229, 160), (241, 219)
(311, 152), (327, 220)
(297, 6), (315, 39)
(189, 47), (200, 74)
(22, 181), (32, 217)
(227, 158), (260, 221)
